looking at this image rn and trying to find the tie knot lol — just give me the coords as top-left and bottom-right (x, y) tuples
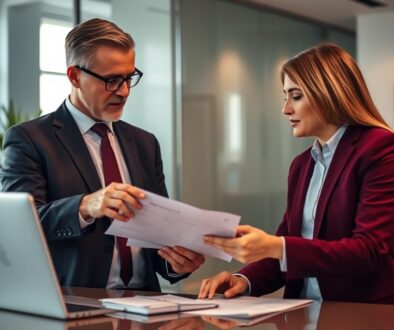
(91, 123), (109, 138)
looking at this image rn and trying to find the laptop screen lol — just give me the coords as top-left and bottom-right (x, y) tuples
(0, 192), (111, 319)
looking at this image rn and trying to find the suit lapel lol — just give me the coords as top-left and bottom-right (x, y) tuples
(289, 155), (314, 236)
(52, 104), (102, 192)
(113, 122), (145, 188)
(313, 127), (360, 237)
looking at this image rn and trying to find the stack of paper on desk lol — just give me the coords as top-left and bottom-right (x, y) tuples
(100, 295), (218, 315)
(105, 190), (241, 261)
(184, 296), (313, 318)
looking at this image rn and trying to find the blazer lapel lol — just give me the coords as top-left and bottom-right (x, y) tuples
(289, 155), (314, 236)
(52, 104), (102, 193)
(113, 122), (145, 188)
(313, 127), (360, 237)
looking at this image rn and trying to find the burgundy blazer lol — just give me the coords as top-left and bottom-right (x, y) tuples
(239, 126), (394, 303)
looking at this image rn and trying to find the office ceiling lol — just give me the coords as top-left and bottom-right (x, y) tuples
(239, 0), (394, 31)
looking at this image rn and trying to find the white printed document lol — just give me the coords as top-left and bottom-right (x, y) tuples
(105, 190), (241, 261)
(183, 296), (313, 318)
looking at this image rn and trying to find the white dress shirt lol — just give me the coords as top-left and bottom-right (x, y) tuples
(280, 126), (347, 300)
(66, 97), (147, 289)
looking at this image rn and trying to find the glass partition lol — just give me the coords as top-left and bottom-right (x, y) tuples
(179, 0), (355, 293)
(1, 0), (355, 294)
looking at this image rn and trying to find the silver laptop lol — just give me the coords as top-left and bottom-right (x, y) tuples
(0, 192), (113, 319)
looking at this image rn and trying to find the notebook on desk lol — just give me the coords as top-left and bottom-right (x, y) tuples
(0, 192), (113, 319)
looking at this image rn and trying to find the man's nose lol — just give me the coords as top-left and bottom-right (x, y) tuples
(116, 80), (130, 97)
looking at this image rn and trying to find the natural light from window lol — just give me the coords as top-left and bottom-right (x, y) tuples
(40, 19), (72, 115)
(39, 74), (70, 116)
(227, 93), (243, 163)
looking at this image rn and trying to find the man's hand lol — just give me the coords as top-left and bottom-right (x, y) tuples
(79, 182), (145, 221)
(204, 225), (283, 264)
(158, 246), (205, 274)
(198, 271), (248, 299)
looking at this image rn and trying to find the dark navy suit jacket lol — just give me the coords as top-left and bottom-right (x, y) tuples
(1, 102), (185, 290)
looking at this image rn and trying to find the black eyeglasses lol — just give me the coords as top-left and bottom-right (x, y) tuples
(75, 66), (143, 91)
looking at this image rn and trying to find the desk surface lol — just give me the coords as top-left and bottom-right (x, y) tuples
(1, 287), (393, 329)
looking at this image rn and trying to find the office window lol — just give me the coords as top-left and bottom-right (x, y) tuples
(39, 19), (72, 114)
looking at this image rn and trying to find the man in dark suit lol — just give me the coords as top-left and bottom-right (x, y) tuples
(1, 18), (204, 290)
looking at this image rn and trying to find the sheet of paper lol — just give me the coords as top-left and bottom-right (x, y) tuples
(183, 296), (313, 318)
(105, 190), (240, 261)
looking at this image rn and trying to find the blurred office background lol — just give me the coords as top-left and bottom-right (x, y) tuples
(1, 0), (393, 293)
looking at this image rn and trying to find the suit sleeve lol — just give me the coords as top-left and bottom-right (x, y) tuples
(152, 134), (168, 197)
(1, 125), (85, 241)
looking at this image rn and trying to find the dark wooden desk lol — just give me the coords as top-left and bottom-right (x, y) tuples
(0, 287), (393, 329)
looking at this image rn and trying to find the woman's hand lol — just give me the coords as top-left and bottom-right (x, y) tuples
(198, 271), (248, 299)
(204, 225), (283, 264)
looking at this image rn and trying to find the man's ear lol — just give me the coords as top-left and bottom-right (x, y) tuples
(67, 66), (80, 88)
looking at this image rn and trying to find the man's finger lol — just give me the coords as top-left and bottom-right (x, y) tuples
(161, 247), (186, 264)
(106, 208), (129, 221)
(158, 249), (184, 271)
(122, 184), (145, 199)
(173, 246), (198, 260)
(107, 199), (133, 218)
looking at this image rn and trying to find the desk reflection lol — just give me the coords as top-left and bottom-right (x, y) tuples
(0, 310), (210, 330)
(0, 310), (116, 330)
(2, 287), (393, 330)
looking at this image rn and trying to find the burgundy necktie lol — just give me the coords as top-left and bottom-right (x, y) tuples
(91, 123), (133, 286)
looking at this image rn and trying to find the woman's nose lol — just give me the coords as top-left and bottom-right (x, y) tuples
(282, 99), (293, 116)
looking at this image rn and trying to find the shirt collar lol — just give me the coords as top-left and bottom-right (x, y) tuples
(311, 126), (347, 164)
(65, 97), (114, 135)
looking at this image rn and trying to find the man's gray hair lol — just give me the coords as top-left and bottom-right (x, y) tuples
(65, 18), (135, 68)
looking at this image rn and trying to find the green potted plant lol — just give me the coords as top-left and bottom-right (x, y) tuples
(0, 101), (41, 172)
(0, 100), (41, 149)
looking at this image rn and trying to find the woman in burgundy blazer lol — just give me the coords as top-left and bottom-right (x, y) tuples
(199, 44), (394, 303)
